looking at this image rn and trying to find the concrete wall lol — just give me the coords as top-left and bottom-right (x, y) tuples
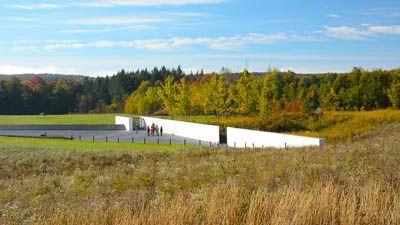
(140, 116), (220, 143)
(227, 127), (325, 148)
(115, 116), (133, 131)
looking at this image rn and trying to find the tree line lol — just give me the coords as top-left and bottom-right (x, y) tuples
(0, 66), (185, 115)
(125, 68), (400, 117)
(1, 66), (399, 115)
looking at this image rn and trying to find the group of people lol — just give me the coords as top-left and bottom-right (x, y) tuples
(147, 123), (163, 136)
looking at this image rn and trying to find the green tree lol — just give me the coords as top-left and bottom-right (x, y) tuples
(305, 84), (319, 111)
(258, 74), (274, 117)
(388, 82), (400, 109)
(52, 78), (80, 114)
(5, 77), (24, 114)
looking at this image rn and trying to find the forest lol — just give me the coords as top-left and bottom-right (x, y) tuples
(0, 66), (185, 115)
(0, 67), (399, 116)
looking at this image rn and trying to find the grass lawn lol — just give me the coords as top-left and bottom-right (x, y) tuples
(0, 136), (193, 153)
(0, 114), (137, 125)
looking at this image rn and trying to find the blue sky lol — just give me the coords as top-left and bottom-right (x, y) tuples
(0, 0), (399, 76)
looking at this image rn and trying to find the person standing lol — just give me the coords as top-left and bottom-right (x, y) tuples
(147, 126), (150, 136)
(160, 126), (163, 136)
(151, 124), (155, 136)
(135, 124), (139, 133)
(156, 125), (159, 136)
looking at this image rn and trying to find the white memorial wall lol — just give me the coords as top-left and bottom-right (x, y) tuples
(115, 116), (133, 131)
(140, 116), (220, 143)
(227, 127), (325, 148)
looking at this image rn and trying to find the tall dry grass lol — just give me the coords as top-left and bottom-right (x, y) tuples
(38, 181), (400, 225)
(178, 110), (400, 143)
(1, 123), (400, 224)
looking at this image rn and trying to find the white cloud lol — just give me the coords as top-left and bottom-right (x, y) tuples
(59, 25), (154, 33)
(324, 26), (365, 40)
(15, 40), (80, 44)
(324, 24), (400, 40)
(7, 17), (39, 22)
(41, 33), (290, 51)
(12, 46), (39, 51)
(0, 65), (67, 74)
(367, 25), (400, 35)
(162, 11), (209, 17)
(9, 0), (224, 10)
(327, 14), (340, 18)
(8, 3), (62, 10)
(64, 17), (166, 25)
(169, 33), (287, 50)
(361, 8), (400, 18)
(73, 0), (225, 7)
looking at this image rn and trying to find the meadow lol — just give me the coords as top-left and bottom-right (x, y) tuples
(1, 123), (400, 224)
(0, 114), (134, 125)
(0, 136), (190, 152)
(174, 110), (400, 143)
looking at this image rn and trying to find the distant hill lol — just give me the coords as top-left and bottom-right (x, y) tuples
(0, 74), (89, 82)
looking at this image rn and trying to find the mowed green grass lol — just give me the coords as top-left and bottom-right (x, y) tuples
(0, 136), (193, 152)
(0, 114), (137, 125)
(0, 114), (196, 152)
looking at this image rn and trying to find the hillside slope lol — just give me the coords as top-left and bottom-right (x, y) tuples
(1, 124), (400, 224)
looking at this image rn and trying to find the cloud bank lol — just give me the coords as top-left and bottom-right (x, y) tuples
(324, 24), (400, 40)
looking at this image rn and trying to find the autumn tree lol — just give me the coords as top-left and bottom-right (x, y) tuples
(176, 77), (191, 118)
(235, 69), (256, 114)
(124, 81), (161, 115)
(158, 75), (177, 119)
(321, 88), (340, 111)
(215, 75), (228, 116)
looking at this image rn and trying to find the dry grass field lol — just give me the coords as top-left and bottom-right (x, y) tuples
(176, 110), (400, 143)
(1, 122), (400, 224)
